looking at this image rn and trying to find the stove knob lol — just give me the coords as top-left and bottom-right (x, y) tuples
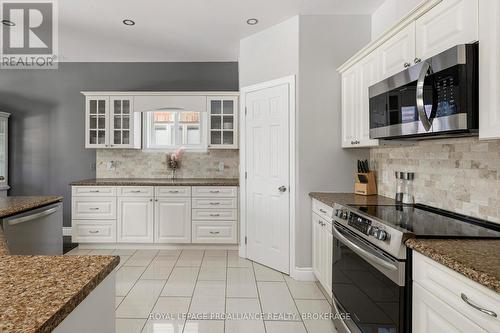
(335, 209), (340, 217)
(369, 226), (379, 237)
(357, 217), (363, 223)
(342, 211), (348, 220)
(376, 230), (388, 241)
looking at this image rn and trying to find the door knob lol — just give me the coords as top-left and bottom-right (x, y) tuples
(278, 186), (287, 192)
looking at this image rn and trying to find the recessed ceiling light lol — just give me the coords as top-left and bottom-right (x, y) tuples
(122, 19), (135, 26)
(246, 18), (258, 25)
(1, 19), (15, 26)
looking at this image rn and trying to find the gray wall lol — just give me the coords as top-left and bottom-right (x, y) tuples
(0, 62), (239, 227)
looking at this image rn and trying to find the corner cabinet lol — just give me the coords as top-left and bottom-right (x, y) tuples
(208, 97), (239, 149)
(84, 95), (141, 149)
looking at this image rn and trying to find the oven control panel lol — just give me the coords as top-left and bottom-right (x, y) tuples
(347, 212), (372, 235)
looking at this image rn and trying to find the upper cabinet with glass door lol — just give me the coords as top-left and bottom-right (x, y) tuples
(208, 97), (238, 149)
(84, 95), (141, 149)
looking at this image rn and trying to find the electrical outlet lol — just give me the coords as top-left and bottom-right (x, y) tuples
(90, 162), (96, 171)
(107, 161), (117, 171)
(218, 162), (225, 173)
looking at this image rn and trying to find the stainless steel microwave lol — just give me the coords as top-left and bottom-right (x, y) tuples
(369, 44), (478, 140)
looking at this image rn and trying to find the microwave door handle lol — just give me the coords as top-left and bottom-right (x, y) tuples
(332, 224), (398, 271)
(416, 61), (434, 132)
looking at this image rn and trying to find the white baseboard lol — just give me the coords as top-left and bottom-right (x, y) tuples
(291, 266), (316, 281)
(63, 227), (72, 237)
(77, 243), (239, 250)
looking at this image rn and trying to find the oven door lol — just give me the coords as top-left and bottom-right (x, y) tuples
(331, 222), (406, 333)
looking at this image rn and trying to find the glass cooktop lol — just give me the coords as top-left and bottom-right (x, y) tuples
(348, 204), (500, 238)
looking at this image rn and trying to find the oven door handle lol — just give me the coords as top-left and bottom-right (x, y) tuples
(332, 224), (398, 271)
(416, 60), (436, 132)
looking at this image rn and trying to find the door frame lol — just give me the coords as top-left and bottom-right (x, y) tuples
(239, 75), (297, 278)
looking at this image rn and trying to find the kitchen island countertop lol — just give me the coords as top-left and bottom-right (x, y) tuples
(0, 254), (119, 333)
(0, 196), (63, 219)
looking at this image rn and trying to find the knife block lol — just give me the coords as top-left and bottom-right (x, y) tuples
(354, 172), (377, 196)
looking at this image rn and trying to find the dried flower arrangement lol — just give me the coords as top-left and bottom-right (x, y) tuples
(166, 147), (185, 179)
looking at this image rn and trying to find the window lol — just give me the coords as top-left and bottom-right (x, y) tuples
(144, 110), (207, 150)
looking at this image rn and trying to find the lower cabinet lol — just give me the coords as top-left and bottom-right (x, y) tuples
(72, 185), (238, 244)
(117, 197), (154, 243)
(154, 198), (191, 243)
(312, 211), (332, 297)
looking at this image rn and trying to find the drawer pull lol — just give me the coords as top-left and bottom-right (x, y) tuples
(461, 293), (497, 318)
(209, 190), (220, 193)
(169, 190), (180, 193)
(209, 231), (220, 235)
(89, 207), (100, 211)
(209, 202), (221, 205)
(319, 209), (327, 214)
(88, 230), (99, 234)
(210, 214), (221, 217)
(130, 190), (142, 193)
(89, 190), (100, 193)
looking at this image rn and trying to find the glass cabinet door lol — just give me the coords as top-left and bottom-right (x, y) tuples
(87, 97), (109, 148)
(208, 97), (238, 148)
(110, 97), (134, 147)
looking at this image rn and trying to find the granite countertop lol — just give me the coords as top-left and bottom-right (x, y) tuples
(70, 178), (239, 186)
(0, 196), (63, 219)
(406, 238), (500, 293)
(0, 255), (119, 333)
(309, 192), (396, 207)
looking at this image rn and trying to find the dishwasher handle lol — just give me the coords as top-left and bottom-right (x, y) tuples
(7, 206), (60, 226)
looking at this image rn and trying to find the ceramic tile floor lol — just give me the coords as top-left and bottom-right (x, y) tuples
(66, 248), (337, 333)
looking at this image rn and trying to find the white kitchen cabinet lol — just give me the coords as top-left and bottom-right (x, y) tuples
(415, 0), (478, 61)
(155, 198), (191, 243)
(84, 95), (141, 149)
(311, 205), (333, 298)
(117, 197), (154, 243)
(357, 51), (381, 147)
(341, 65), (360, 148)
(479, 0), (500, 139)
(413, 283), (488, 333)
(208, 97), (238, 149)
(413, 252), (500, 333)
(379, 23), (416, 80)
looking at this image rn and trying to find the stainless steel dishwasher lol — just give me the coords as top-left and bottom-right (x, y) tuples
(1, 202), (63, 255)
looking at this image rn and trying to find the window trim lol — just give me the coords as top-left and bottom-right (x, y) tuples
(142, 110), (208, 152)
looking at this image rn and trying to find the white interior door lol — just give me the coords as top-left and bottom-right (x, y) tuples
(245, 82), (290, 274)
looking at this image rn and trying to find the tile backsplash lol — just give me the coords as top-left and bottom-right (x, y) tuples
(370, 137), (500, 224)
(96, 149), (239, 179)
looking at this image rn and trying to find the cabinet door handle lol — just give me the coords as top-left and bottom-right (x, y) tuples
(88, 230), (99, 234)
(89, 207), (100, 211)
(209, 202), (221, 205)
(209, 231), (220, 235)
(131, 190), (141, 193)
(461, 293), (497, 318)
(89, 190), (100, 193)
(169, 190), (180, 193)
(209, 190), (220, 193)
(319, 209), (327, 214)
(404, 62), (411, 68)
(210, 214), (221, 217)
(414, 57), (421, 63)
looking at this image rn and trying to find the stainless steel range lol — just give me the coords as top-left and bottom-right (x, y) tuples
(330, 203), (500, 333)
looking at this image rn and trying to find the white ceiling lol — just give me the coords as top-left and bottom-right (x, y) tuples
(58, 0), (385, 62)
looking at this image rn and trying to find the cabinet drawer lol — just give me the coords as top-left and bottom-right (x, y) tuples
(72, 220), (116, 243)
(192, 209), (237, 221)
(155, 186), (191, 197)
(117, 186), (154, 197)
(72, 186), (116, 197)
(192, 197), (237, 209)
(72, 197), (116, 220)
(192, 186), (238, 198)
(413, 252), (500, 331)
(192, 221), (237, 244)
(312, 199), (333, 222)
